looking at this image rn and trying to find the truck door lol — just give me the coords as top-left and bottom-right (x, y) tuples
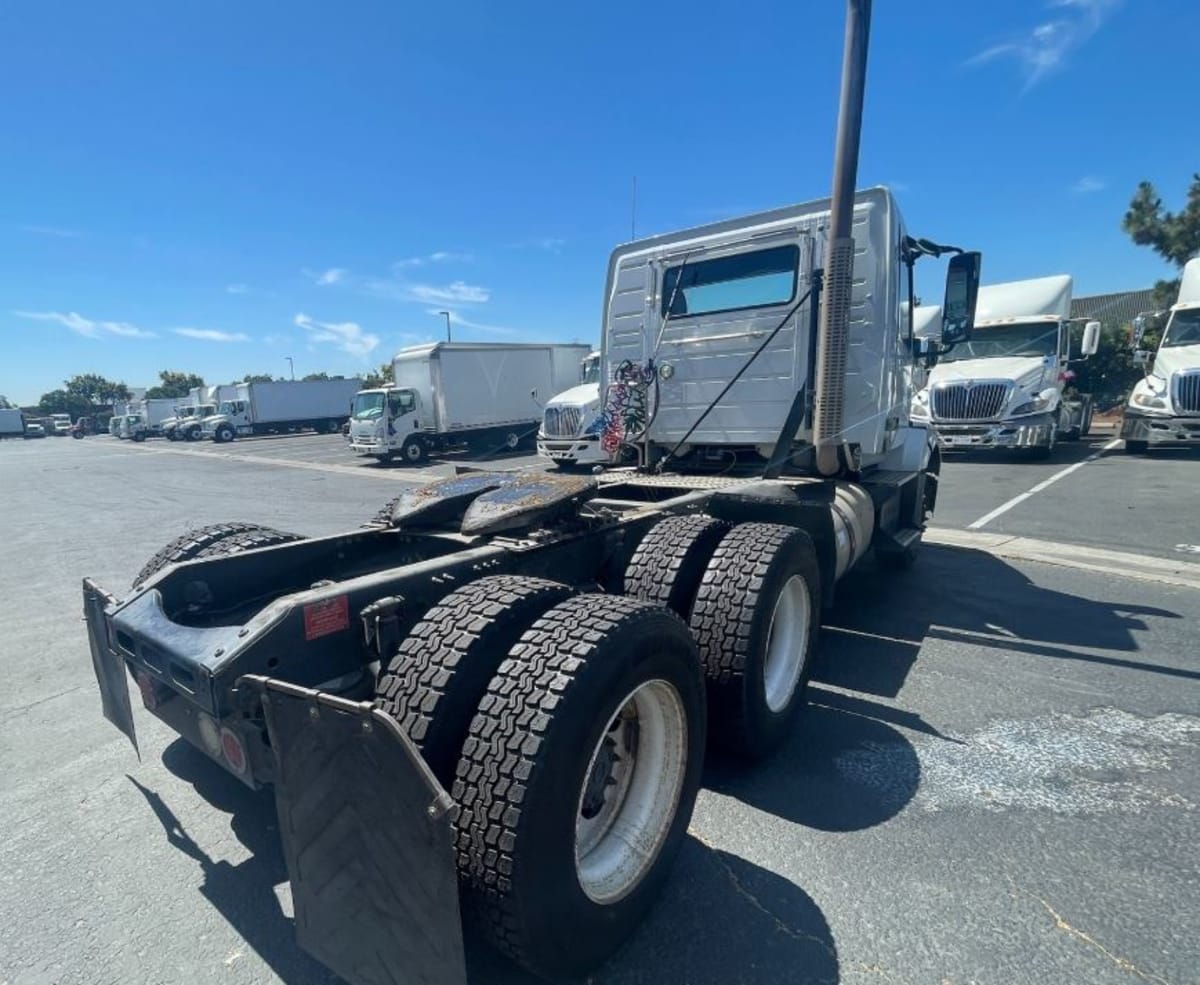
(386, 389), (418, 444)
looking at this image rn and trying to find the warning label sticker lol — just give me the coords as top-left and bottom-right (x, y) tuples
(303, 596), (350, 641)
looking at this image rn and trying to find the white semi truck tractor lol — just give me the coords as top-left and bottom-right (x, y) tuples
(1121, 257), (1200, 453)
(910, 275), (1100, 458)
(537, 350), (610, 468)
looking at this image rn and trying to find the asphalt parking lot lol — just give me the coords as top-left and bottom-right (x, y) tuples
(1, 434), (1197, 985)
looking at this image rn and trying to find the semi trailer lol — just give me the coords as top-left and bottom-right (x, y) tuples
(1121, 257), (1200, 453)
(911, 275), (1100, 457)
(83, 185), (980, 984)
(0, 408), (25, 439)
(537, 350), (610, 468)
(348, 342), (589, 464)
(200, 378), (361, 442)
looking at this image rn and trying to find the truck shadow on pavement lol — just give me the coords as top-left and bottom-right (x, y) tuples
(815, 544), (1188, 701)
(142, 739), (840, 985)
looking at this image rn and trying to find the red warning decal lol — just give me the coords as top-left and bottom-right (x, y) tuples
(303, 595), (350, 641)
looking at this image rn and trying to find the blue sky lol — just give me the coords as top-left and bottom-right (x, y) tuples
(2, 0), (1198, 404)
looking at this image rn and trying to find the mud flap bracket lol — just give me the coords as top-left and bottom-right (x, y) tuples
(242, 675), (467, 985)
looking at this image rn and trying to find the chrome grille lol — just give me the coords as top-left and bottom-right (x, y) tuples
(1173, 371), (1200, 415)
(931, 382), (1009, 422)
(542, 406), (583, 438)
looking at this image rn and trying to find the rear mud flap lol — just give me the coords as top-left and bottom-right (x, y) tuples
(244, 676), (467, 985)
(83, 578), (138, 754)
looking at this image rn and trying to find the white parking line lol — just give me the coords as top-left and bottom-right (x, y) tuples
(966, 439), (1122, 530)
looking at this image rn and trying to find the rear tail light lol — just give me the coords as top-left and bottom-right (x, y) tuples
(220, 726), (248, 775)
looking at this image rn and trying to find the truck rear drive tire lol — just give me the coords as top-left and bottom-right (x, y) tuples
(454, 594), (705, 980)
(689, 522), (821, 759)
(375, 575), (573, 786)
(623, 513), (731, 618)
(133, 522), (303, 588)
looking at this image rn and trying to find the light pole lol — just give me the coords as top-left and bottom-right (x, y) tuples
(285, 356), (294, 380)
(437, 311), (451, 341)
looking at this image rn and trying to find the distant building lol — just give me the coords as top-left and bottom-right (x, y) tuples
(1071, 288), (1157, 327)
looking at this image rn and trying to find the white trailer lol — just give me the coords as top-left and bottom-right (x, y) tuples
(911, 275), (1100, 458)
(202, 379), (361, 442)
(1121, 257), (1200, 453)
(0, 408), (25, 439)
(537, 351), (607, 468)
(348, 342), (590, 464)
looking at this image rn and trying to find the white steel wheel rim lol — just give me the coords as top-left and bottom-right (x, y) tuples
(404, 442), (421, 461)
(762, 574), (811, 713)
(505, 432), (520, 449)
(575, 679), (687, 905)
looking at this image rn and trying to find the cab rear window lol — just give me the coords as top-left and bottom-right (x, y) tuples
(661, 244), (799, 319)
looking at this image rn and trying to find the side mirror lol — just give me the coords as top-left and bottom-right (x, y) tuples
(1133, 349), (1151, 366)
(1131, 315), (1146, 350)
(941, 251), (982, 346)
(1081, 320), (1101, 357)
(529, 388), (542, 408)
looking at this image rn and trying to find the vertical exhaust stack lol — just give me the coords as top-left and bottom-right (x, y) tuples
(813, 0), (872, 476)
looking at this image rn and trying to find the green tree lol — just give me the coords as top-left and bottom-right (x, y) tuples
(145, 370), (204, 399)
(239, 373), (276, 384)
(64, 373), (131, 405)
(39, 389), (93, 419)
(361, 362), (393, 389)
(0, 395), (12, 409)
(1122, 172), (1200, 310)
(301, 371), (330, 381)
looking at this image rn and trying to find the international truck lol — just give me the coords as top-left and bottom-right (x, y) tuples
(348, 342), (589, 464)
(910, 275), (1100, 457)
(200, 378), (361, 442)
(0, 408), (25, 439)
(162, 385), (237, 441)
(82, 183), (981, 984)
(537, 350), (611, 468)
(1121, 257), (1200, 453)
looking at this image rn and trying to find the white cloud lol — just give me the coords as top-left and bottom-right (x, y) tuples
(510, 237), (566, 254)
(429, 308), (515, 337)
(966, 0), (1121, 91)
(173, 327), (250, 343)
(226, 283), (250, 295)
(293, 312), (379, 358)
(405, 281), (491, 305)
(14, 309), (156, 339)
(20, 224), (81, 239)
(312, 267), (348, 286)
(393, 250), (471, 270)
(1071, 176), (1106, 194)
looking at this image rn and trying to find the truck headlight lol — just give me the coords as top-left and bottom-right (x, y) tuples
(1007, 389), (1056, 418)
(1132, 392), (1169, 410)
(909, 390), (929, 420)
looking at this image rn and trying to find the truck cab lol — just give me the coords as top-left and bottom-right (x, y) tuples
(537, 351), (607, 467)
(118, 414), (146, 441)
(202, 399), (249, 441)
(50, 413), (73, 436)
(348, 387), (422, 462)
(911, 275), (1100, 457)
(1121, 258), (1200, 453)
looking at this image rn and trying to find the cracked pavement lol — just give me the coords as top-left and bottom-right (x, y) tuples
(1, 436), (1197, 985)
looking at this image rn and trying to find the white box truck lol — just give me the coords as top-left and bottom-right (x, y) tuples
(910, 275), (1100, 458)
(1121, 257), (1200, 453)
(348, 342), (590, 464)
(48, 413), (73, 436)
(201, 379), (361, 442)
(163, 385), (238, 441)
(537, 350), (608, 468)
(0, 408), (26, 439)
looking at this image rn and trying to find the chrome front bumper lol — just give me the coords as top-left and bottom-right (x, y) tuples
(929, 413), (1055, 449)
(537, 436), (604, 463)
(1120, 411), (1200, 445)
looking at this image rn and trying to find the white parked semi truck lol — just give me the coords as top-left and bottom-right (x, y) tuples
(200, 378), (361, 442)
(1122, 257), (1200, 453)
(348, 342), (589, 464)
(537, 350), (608, 467)
(910, 275), (1100, 458)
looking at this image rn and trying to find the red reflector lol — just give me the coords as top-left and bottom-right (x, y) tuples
(220, 726), (247, 775)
